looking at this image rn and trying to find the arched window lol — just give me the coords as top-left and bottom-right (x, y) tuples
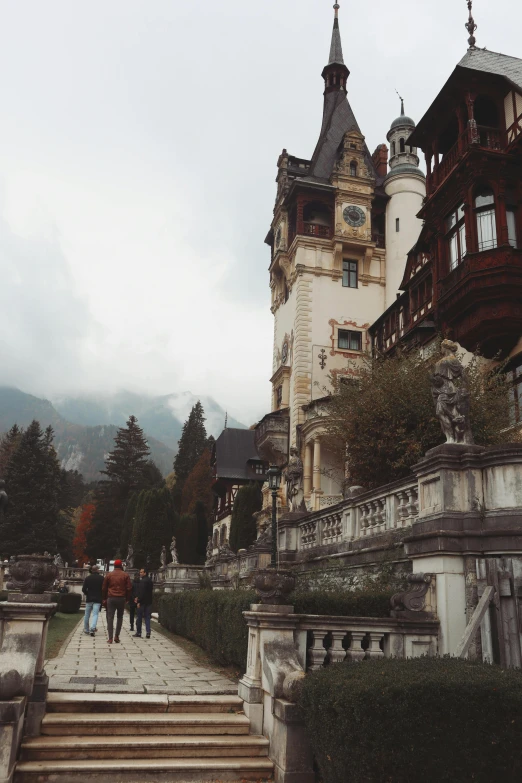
(446, 203), (467, 270)
(350, 161), (357, 177)
(399, 138), (405, 153)
(391, 141), (396, 156)
(474, 187), (497, 251)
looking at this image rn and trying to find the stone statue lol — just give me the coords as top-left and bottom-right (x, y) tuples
(170, 537), (179, 565)
(160, 545), (167, 569)
(126, 544), (134, 569)
(431, 340), (474, 445)
(284, 446), (305, 512)
(0, 480), (7, 514)
(53, 553), (63, 567)
(205, 536), (213, 563)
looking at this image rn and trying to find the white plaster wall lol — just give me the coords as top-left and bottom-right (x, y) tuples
(384, 174), (425, 309)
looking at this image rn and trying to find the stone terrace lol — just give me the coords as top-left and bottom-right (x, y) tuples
(47, 612), (237, 695)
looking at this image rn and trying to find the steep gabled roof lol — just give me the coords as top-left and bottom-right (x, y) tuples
(457, 48), (522, 93)
(212, 428), (262, 482)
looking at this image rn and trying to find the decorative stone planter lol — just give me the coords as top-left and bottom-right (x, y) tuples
(6, 554), (58, 595)
(253, 568), (296, 605)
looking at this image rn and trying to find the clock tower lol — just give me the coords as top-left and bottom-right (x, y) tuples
(256, 3), (419, 510)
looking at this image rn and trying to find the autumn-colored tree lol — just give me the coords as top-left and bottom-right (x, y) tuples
(326, 345), (514, 490)
(73, 503), (96, 566)
(181, 449), (213, 515)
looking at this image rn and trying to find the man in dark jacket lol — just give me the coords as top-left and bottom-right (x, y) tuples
(82, 565), (104, 637)
(134, 568), (154, 639)
(128, 573), (140, 631)
(102, 560), (132, 644)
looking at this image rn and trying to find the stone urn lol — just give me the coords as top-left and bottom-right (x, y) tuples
(6, 554), (58, 594)
(253, 568), (296, 605)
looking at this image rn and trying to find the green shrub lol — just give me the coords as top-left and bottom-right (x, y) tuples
(159, 590), (256, 669)
(57, 592), (82, 613)
(293, 587), (394, 617)
(299, 657), (522, 783)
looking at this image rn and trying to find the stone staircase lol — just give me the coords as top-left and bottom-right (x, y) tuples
(15, 692), (274, 782)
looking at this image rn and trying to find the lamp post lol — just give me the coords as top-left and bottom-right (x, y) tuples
(267, 465), (282, 568)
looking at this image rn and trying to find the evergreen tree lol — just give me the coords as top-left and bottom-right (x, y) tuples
(174, 513), (198, 564)
(181, 448), (213, 515)
(86, 416), (151, 561)
(194, 500), (210, 564)
(173, 402), (208, 511)
(143, 460), (165, 488)
(0, 420), (61, 556)
(131, 488), (177, 569)
(229, 483), (263, 552)
(0, 424), (22, 477)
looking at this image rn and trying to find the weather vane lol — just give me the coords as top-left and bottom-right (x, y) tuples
(465, 0), (477, 48)
(395, 89), (405, 115)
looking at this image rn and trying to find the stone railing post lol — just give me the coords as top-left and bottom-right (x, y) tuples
(239, 602), (314, 783)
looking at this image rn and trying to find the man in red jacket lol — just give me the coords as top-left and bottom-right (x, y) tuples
(102, 560), (132, 644)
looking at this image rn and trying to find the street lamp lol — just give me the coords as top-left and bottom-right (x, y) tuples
(267, 465), (281, 568)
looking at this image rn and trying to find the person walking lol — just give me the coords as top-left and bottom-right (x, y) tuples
(82, 564), (104, 637)
(134, 567), (153, 639)
(102, 559), (132, 644)
(128, 573), (140, 632)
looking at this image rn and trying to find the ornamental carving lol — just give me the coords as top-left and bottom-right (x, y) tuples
(391, 573), (432, 618)
(253, 568), (297, 605)
(7, 554), (58, 594)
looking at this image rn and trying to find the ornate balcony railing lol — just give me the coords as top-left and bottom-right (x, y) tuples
(429, 125), (505, 196)
(372, 232), (385, 249)
(303, 222), (331, 239)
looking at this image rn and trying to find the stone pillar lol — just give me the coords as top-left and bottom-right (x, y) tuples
(238, 604), (314, 783)
(303, 442), (313, 497)
(312, 438), (322, 494)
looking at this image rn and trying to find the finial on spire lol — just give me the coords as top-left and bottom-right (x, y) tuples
(224, 411), (228, 430)
(395, 89), (405, 116)
(333, 2), (340, 19)
(328, 2), (344, 64)
(465, 0), (477, 48)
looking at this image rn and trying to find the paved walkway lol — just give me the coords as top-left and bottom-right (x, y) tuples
(46, 610), (237, 695)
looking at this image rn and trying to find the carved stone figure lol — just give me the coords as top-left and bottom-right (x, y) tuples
(284, 447), (305, 512)
(431, 340), (474, 445)
(160, 546), (167, 569)
(205, 536), (213, 563)
(53, 554), (63, 568)
(170, 537), (179, 565)
(126, 544), (134, 569)
(7, 554), (58, 594)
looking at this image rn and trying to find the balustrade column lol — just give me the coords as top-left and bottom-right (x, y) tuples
(312, 438), (322, 494)
(308, 630), (328, 671)
(304, 441), (313, 496)
(346, 631), (366, 662)
(328, 631), (347, 664)
(366, 633), (385, 660)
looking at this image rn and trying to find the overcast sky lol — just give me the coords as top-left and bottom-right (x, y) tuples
(0, 0), (519, 425)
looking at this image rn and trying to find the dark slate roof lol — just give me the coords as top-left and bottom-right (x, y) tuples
(458, 48), (522, 92)
(309, 90), (361, 180)
(329, 17), (344, 66)
(390, 114), (415, 130)
(213, 428), (262, 481)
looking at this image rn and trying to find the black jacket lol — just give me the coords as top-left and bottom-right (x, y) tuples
(82, 573), (104, 604)
(130, 577), (141, 603)
(136, 575), (153, 606)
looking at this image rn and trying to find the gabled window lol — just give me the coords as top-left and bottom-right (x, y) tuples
(475, 188), (497, 251)
(342, 260), (358, 288)
(446, 203), (467, 270)
(338, 330), (362, 351)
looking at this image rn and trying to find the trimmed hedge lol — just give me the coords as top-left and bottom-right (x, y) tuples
(158, 588), (396, 670)
(299, 657), (522, 783)
(159, 590), (255, 669)
(57, 592), (82, 613)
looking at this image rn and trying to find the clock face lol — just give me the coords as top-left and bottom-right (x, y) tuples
(281, 341), (289, 364)
(343, 205), (366, 228)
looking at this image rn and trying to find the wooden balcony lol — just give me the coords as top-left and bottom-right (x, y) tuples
(428, 125), (504, 196)
(303, 222), (332, 239)
(438, 245), (522, 357)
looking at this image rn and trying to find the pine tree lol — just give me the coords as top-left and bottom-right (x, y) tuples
(174, 513), (198, 564)
(0, 424), (22, 477)
(120, 492), (138, 556)
(86, 416), (151, 561)
(142, 460), (165, 488)
(131, 488), (177, 570)
(229, 483), (263, 552)
(0, 420), (61, 556)
(194, 500), (210, 564)
(181, 448), (213, 515)
(173, 402), (208, 511)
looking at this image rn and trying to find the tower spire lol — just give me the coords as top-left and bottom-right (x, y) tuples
(396, 90), (405, 116)
(465, 0), (477, 48)
(329, 3), (344, 66)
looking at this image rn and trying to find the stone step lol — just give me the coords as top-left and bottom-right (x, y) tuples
(20, 733), (269, 761)
(41, 712), (251, 736)
(46, 692), (243, 714)
(14, 757), (274, 782)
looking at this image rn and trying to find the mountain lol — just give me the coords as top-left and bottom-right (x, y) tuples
(52, 390), (246, 451)
(0, 387), (175, 482)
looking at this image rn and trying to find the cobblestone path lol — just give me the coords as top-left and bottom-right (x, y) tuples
(46, 610), (237, 695)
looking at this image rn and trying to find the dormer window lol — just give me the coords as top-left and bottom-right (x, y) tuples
(474, 188), (497, 252)
(350, 161), (357, 177)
